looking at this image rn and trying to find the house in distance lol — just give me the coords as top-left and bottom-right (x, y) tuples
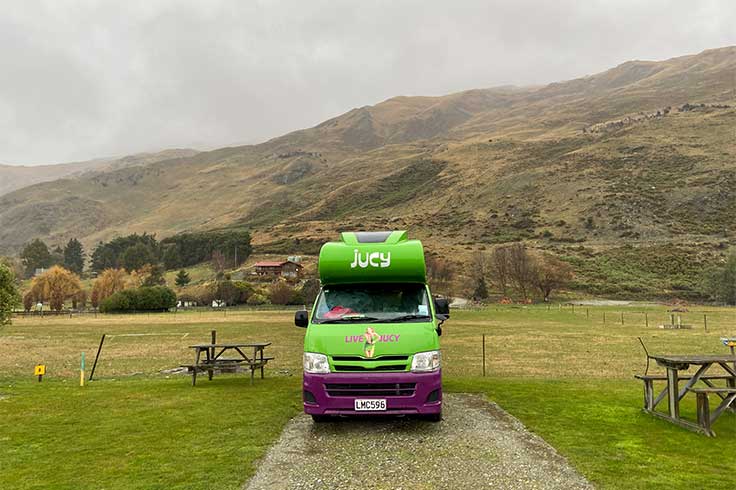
(253, 260), (304, 280)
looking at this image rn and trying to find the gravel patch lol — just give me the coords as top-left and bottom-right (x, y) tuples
(244, 393), (592, 490)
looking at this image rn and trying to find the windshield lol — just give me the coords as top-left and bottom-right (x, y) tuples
(313, 283), (431, 323)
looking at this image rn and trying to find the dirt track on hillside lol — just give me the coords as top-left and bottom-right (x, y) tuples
(243, 393), (592, 490)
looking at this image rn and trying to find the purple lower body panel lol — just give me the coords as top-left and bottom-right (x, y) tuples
(303, 370), (442, 416)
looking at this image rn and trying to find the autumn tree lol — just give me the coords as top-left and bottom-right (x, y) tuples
(29, 266), (83, 311)
(531, 254), (574, 302)
(63, 238), (85, 275)
(91, 268), (129, 308)
(0, 263), (20, 325)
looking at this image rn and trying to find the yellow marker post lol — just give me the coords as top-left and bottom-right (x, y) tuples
(34, 364), (46, 382)
(80, 352), (85, 387)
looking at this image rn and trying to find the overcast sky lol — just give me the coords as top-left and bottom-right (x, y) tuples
(1, 0), (735, 165)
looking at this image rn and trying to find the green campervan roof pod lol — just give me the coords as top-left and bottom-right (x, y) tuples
(318, 230), (426, 285)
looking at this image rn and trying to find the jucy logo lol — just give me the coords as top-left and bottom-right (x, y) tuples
(350, 249), (391, 269)
(345, 328), (400, 358)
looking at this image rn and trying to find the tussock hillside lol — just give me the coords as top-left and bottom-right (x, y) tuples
(1, 46), (734, 297)
(0, 149), (198, 198)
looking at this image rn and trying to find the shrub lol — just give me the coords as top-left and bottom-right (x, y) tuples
(246, 293), (268, 306)
(100, 286), (176, 312)
(269, 281), (297, 305)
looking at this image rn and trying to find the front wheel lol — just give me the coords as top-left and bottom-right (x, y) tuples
(422, 412), (442, 422)
(311, 414), (332, 423)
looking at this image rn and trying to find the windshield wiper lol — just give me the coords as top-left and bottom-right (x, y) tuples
(317, 316), (382, 324)
(384, 314), (431, 323)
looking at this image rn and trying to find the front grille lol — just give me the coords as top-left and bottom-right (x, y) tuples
(325, 383), (416, 397)
(333, 364), (406, 372)
(332, 355), (408, 362)
(331, 354), (409, 373)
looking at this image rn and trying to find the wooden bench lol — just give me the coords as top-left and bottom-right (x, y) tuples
(635, 374), (736, 412)
(692, 388), (736, 435)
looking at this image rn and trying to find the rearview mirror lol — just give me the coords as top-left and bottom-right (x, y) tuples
(294, 310), (308, 328)
(434, 298), (450, 318)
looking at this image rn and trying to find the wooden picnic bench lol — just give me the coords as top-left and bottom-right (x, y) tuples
(636, 354), (736, 436)
(182, 342), (273, 386)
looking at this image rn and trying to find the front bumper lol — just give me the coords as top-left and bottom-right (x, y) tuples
(303, 370), (442, 416)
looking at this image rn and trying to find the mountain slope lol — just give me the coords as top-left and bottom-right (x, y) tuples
(0, 149), (198, 197)
(0, 46), (734, 293)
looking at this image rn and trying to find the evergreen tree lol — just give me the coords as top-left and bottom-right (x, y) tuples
(142, 264), (166, 287)
(50, 245), (64, 267)
(0, 263), (20, 325)
(472, 277), (489, 301)
(121, 243), (156, 272)
(20, 239), (52, 277)
(63, 238), (85, 275)
(175, 269), (191, 287)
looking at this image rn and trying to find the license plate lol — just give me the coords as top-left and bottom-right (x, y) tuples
(354, 399), (387, 411)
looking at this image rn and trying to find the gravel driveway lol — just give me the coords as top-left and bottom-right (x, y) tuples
(244, 393), (592, 490)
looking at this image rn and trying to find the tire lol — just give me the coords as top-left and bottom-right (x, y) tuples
(423, 412), (442, 422)
(311, 414), (332, 423)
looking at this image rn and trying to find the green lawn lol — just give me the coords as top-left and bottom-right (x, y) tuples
(1, 377), (301, 490)
(1, 305), (736, 488)
(447, 377), (736, 490)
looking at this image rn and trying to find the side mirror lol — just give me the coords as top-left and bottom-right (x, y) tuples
(434, 298), (450, 319)
(294, 310), (308, 328)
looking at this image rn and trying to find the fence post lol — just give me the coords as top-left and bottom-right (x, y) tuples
(621, 312), (624, 325)
(482, 334), (486, 377)
(586, 308), (589, 319)
(645, 312), (648, 328)
(704, 314), (708, 331)
(603, 312), (606, 325)
(89, 334), (106, 381)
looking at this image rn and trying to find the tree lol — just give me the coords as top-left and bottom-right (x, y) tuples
(506, 243), (535, 301)
(0, 263), (20, 325)
(211, 250), (227, 278)
(175, 269), (191, 287)
(163, 245), (182, 270)
(703, 254), (736, 305)
(426, 255), (454, 295)
(489, 246), (512, 296)
(91, 233), (160, 272)
(269, 280), (297, 305)
(63, 238), (85, 274)
(121, 243), (156, 272)
(50, 245), (64, 267)
(470, 252), (489, 301)
(20, 239), (52, 277)
(532, 254), (574, 302)
(91, 268), (129, 307)
(300, 278), (321, 307)
(141, 264), (166, 287)
(29, 266), (83, 311)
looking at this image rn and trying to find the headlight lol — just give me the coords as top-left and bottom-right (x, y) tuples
(303, 352), (330, 374)
(411, 350), (441, 372)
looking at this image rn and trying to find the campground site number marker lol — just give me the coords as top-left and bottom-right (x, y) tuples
(34, 364), (46, 382)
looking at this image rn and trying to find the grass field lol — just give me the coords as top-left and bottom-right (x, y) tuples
(2, 305), (736, 489)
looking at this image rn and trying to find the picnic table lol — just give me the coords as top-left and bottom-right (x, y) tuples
(183, 342), (273, 386)
(636, 354), (736, 436)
